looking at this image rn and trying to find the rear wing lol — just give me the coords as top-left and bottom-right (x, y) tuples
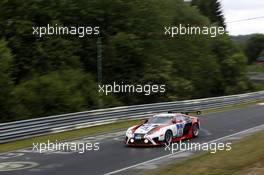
(168, 110), (201, 115)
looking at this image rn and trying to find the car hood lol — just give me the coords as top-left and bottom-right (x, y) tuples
(134, 124), (164, 134)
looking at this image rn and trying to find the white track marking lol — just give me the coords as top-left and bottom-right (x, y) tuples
(0, 162), (39, 172)
(0, 153), (24, 160)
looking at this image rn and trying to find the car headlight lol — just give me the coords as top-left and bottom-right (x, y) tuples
(126, 129), (133, 138)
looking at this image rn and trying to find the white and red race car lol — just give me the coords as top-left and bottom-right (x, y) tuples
(125, 111), (200, 146)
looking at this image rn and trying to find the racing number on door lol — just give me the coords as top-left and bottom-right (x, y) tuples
(176, 123), (183, 136)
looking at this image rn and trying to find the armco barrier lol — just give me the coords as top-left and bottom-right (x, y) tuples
(1, 91), (264, 143)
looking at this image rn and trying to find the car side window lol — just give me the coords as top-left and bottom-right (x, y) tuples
(181, 115), (187, 121)
(174, 115), (183, 122)
(182, 115), (192, 123)
(177, 115), (185, 121)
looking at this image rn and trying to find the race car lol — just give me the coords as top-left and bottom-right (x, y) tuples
(125, 111), (200, 146)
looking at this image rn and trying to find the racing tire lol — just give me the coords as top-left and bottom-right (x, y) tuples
(192, 123), (199, 138)
(164, 130), (173, 144)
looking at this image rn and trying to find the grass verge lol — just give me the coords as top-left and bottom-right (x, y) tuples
(143, 131), (264, 175)
(0, 99), (263, 153)
(202, 99), (264, 114)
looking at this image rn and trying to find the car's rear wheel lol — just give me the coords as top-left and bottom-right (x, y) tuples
(192, 123), (199, 137)
(164, 130), (173, 144)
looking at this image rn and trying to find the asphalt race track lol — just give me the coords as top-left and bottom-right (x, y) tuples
(0, 105), (264, 175)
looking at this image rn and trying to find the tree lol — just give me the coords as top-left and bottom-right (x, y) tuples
(191, 0), (226, 28)
(260, 50), (264, 57)
(222, 53), (250, 94)
(0, 39), (15, 121)
(245, 34), (264, 63)
(13, 69), (120, 118)
(0, 0), (253, 121)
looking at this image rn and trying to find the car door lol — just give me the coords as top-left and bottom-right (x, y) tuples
(174, 116), (185, 137)
(182, 115), (192, 135)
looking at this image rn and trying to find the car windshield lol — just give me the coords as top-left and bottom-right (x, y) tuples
(146, 117), (172, 124)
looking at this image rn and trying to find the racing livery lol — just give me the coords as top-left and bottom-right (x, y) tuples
(125, 111), (200, 146)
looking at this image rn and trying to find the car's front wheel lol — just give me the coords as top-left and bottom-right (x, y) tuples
(164, 130), (173, 144)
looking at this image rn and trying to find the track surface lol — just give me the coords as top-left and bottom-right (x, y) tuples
(0, 105), (264, 175)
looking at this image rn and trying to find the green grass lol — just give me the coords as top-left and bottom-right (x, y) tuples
(254, 84), (264, 91)
(202, 99), (264, 114)
(0, 99), (263, 153)
(143, 131), (264, 175)
(0, 119), (140, 153)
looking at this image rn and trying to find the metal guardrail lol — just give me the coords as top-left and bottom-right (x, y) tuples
(1, 91), (264, 143)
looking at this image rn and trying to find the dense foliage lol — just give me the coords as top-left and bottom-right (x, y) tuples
(191, 0), (226, 28)
(0, 0), (252, 122)
(244, 34), (264, 63)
